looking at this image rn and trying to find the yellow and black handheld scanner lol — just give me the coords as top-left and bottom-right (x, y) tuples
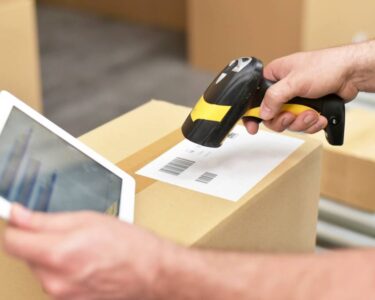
(182, 57), (345, 147)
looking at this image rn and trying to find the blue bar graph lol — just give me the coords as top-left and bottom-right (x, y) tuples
(0, 129), (57, 211)
(34, 172), (57, 212)
(15, 159), (41, 207)
(0, 129), (32, 198)
(0, 107), (122, 215)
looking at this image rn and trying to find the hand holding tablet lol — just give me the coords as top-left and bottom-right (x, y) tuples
(0, 91), (135, 222)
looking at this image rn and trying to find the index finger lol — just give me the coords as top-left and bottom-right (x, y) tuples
(10, 204), (95, 233)
(3, 227), (60, 267)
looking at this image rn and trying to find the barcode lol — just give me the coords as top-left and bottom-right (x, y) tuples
(227, 132), (238, 139)
(196, 172), (218, 184)
(159, 157), (195, 176)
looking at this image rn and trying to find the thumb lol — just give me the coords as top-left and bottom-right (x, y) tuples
(260, 77), (299, 120)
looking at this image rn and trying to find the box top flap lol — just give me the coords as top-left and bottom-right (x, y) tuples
(80, 100), (191, 162)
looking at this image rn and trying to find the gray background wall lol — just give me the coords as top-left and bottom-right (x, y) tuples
(38, 5), (213, 136)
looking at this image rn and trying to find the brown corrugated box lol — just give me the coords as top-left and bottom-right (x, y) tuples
(0, 100), (321, 299)
(0, 0), (42, 111)
(188, 0), (375, 71)
(83, 100), (322, 251)
(313, 108), (375, 212)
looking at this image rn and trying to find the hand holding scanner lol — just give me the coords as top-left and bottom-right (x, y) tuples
(182, 57), (345, 147)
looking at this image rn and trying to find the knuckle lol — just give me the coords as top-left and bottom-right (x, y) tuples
(294, 81), (310, 98)
(42, 279), (67, 298)
(46, 250), (65, 267)
(284, 78), (294, 91)
(272, 125), (285, 133)
(267, 117), (286, 132)
(338, 83), (358, 101)
(287, 120), (301, 131)
(264, 121), (283, 133)
(265, 88), (281, 103)
(265, 87), (290, 110)
(283, 79), (298, 98)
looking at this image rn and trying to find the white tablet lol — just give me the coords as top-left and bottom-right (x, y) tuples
(0, 91), (135, 223)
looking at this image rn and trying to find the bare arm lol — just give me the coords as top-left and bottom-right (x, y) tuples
(155, 247), (375, 300)
(245, 40), (375, 135)
(3, 205), (375, 300)
(350, 41), (375, 92)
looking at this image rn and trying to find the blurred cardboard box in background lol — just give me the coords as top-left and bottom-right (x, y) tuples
(0, 0), (42, 112)
(39, 0), (375, 72)
(38, 0), (187, 31)
(188, 0), (375, 71)
(313, 109), (375, 212)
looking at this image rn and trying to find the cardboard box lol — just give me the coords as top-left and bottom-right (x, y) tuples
(313, 108), (375, 212)
(188, 0), (375, 71)
(38, 0), (186, 31)
(302, 0), (375, 51)
(0, 0), (42, 111)
(0, 100), (321, 299)
(81, 100), (322, 251)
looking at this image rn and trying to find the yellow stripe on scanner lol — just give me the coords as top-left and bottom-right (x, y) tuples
(190, 96), (231, 122)
(243, 104), (318, 118)
(190, 97), (318, 123)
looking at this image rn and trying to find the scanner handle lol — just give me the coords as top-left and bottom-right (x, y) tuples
(243, 79), (346, 145)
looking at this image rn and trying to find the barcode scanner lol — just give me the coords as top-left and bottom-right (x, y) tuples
(182, 57), (346, 148)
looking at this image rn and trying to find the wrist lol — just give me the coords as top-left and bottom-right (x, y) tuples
(349, 40), (375, 92)
(150, 241), (189, 300)
(151, 245), (219, 300)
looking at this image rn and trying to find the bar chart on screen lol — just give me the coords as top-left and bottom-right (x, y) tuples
(0, 106), (124, 215)
(0, 128), (57, 212)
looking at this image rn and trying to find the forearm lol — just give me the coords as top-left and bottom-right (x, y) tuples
(351, 40), (375, 92)
(153, 247), (375, 300)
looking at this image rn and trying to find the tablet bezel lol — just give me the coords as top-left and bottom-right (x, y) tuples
(0, 91), (135, 223)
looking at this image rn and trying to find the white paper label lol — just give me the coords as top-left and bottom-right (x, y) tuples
(136, 126), (304, 202)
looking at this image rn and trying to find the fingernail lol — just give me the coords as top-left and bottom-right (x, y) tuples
(303, 114), (317, 125)
(260, 104), (272, 119)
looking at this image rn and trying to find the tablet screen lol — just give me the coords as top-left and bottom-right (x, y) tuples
(0, 107), (122, 216)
